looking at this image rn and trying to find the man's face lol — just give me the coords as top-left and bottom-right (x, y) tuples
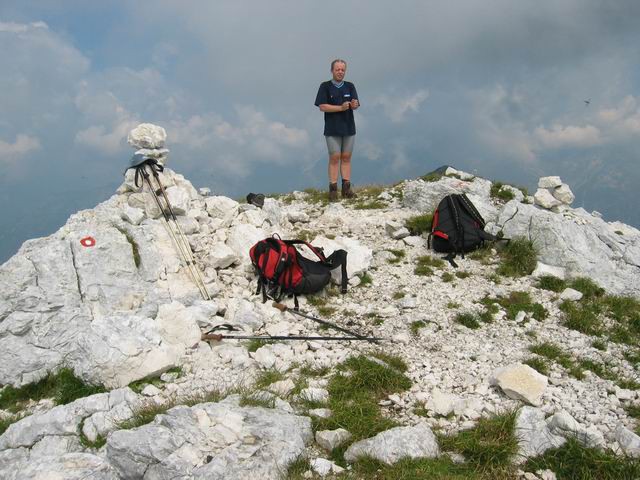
(332, 62), (346, 82)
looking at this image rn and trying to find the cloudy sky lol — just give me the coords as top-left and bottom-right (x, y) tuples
(1, 1), (639, 262)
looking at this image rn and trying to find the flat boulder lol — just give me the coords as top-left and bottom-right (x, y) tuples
(490, 364), (547, 406)
(344, 424), (439, 465)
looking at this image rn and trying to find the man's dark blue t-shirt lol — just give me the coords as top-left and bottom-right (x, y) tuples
(314, 81), (359, 136)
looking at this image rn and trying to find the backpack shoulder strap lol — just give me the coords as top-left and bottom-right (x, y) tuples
(456, 193), (486, 227)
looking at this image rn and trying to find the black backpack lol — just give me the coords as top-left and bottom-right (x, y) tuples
(428, 194), (499, 267)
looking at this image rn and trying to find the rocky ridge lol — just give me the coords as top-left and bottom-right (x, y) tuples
(0, 128), (639, 478)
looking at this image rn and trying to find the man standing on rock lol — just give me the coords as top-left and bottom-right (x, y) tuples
(315, 59), (360, 201)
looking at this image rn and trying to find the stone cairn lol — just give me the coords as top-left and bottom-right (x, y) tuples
(533, 176), (575, 213)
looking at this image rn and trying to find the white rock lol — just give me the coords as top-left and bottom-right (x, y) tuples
(344, 424), (440, 465)
(300, 388), (329, 403)
(559, 288), (583, 302)
(205, 196), (239, 227)
(164, 186), (191, 216)
(531, 262), (566, 279)
(515, 311), (527, 323)
(316, 428), (352, 451)
(547, 410), (605, 448)
(490, 364), (547, 406)
(534, 189), (562, 209)
(128, 123), (167, 149)
(392, 227), (411, 240)
(226, 223), (266, 260)
(538, 176), (562, 189)
(122, 205), (145, 226)
(426, 389), (456, 417)
(288, 210), (310, 223)
(308, 408), (333, 419)
(156, 301), (202, 348)
(253, 346), (277, 369)
(403, 236), (423, 247)
(553, 184), (575, 205)
(141, 384), (162, 397)
(615, 425), (640, 457)
(515, 407), (566, 461)
(268, 379), (296, 397)
(207, 243), (238, 269)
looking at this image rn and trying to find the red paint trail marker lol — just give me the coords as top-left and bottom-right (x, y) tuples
(80, 236), (96, 247)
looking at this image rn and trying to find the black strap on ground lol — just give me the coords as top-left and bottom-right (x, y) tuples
(272, 302), (377, 343)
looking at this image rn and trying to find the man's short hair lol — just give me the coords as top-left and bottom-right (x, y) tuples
(331, 59), (347, 71)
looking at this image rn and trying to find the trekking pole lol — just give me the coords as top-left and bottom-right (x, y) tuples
(140, 166), (210, 300)
(272, 302), (378, 343)
(147, 166), (211, 300)
(202, 333), (383, 342)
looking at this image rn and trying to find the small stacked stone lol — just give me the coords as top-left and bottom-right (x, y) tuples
(127, 123), (169, 166)
(533, 176), (575, 212)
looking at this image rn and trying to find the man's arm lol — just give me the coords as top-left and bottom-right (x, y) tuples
(318, 103), (350, 113)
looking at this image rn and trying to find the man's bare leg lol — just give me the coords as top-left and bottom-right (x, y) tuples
(340, 153), (356, 198)
(328, 153), (340, 201)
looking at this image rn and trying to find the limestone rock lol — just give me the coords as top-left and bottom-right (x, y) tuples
(344, 424), (440, 465)
(155, 301), (202, 348)
(105, 396), (313, 479)
(553, 184), (575, 205)
(207, 242), (238, 269)
(531, 262), (566, 279)
(226, 223), (266, 260)
(316, 428), (352, 451)
(300, 388), (329, 403)
(490, 364), (547, 406)
(547, 410), (605, 448)
(534, 189), (562, 209)
(127, 123), (167, 149)
(121, 205), (145, 226)
(515, 407), (565, 461)
(559, 288), (583, 302)
(496, 201), (640, 296)
(538, 176), (562, 189)
(205, 196), (239, 228)
(426, 389), (456, 417)
(615, 425), (640, 458)
(402, 176), (492, 214)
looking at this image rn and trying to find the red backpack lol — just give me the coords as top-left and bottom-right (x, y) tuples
(249, 235), (348, 307)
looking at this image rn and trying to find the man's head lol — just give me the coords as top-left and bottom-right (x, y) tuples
(331, 59), (347, 82)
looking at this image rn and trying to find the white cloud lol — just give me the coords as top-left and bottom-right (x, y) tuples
(534, 124), (602, 149)
(360, 141), (383, 161)
(597, 95), (640, 138)
(0, 134), (41, 163)
(375, 90), (429, 123)
(0, 21), (48, 33)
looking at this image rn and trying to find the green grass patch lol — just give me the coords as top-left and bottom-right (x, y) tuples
(246, 339), (275, 353)
(370, 352), (408, 373)
(523, 357), (550, 376)
(524, 437), (640, 479)
(386, 248), (406, 264)
(496, 238), (537, 277)
(355, 184), (386, 198)
(359, 272), (373, 286)
(347, 456), (488, 480)
(537, 275), (567, 292)
(317, 305), (337, 317)
(117, 400), (172, 430)
(447, 301), (460, 309)
(286, 456), (312, 479)
(486, 291), (547, 321)
(298, 364), (330, 378)
(455, 312), (481, 329)
(239, 393), (276, 408)
(439, 409), (519, 475)
(468, 244), (493, 263)
(441, 272), (455, 283)
(456, 271), (471, 279)
(0, 368), (105, 413)
(405, 213), (434, 235)
(410, 320), (427, 336)
(570, 277), (605, 299)
(560, 300), (603, 336)
(420, 171), (444, 182)
(392, 291), (405, 300)
(415, 255), (445, 276)
(591, 339), (607, 351)
(254, 369), (285, 390)
(490, 182), (515, 202)
(354, 200), (387, 210)
(302, 187), (330, 206)
(313, 355), (411, 450)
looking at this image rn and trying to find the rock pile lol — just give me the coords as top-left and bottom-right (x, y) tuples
(533, 176), (575, 211)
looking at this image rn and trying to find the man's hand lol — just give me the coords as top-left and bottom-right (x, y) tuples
(342, 101), (351, 111)
(350, 99), (359, 110)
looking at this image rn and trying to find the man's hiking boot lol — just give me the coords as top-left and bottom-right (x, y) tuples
(329, 182), (338, 202)
(341, 180), (357, 199)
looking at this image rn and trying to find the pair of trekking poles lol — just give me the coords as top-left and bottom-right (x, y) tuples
(128, 158), (211, 301)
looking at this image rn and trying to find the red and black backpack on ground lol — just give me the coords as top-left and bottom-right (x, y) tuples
(428, 193), (500, 267)
(249, 235), (348, 307)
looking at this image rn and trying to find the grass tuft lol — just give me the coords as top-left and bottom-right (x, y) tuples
(523, 357), (550, 376)
(490, 182), (516, 202)
(359, 272), (373, 286)
(0, 368), (105, 413)
(415, 255), (445, 276)
(405, 213), (434, 236)
(537, 275), (567, 292)
(455, 312), (481, 329)
(386, 248), (406, 264)
(485, 291), (547, 321)
(496, 238), (537, 277)
(524, 437), (640, 479)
